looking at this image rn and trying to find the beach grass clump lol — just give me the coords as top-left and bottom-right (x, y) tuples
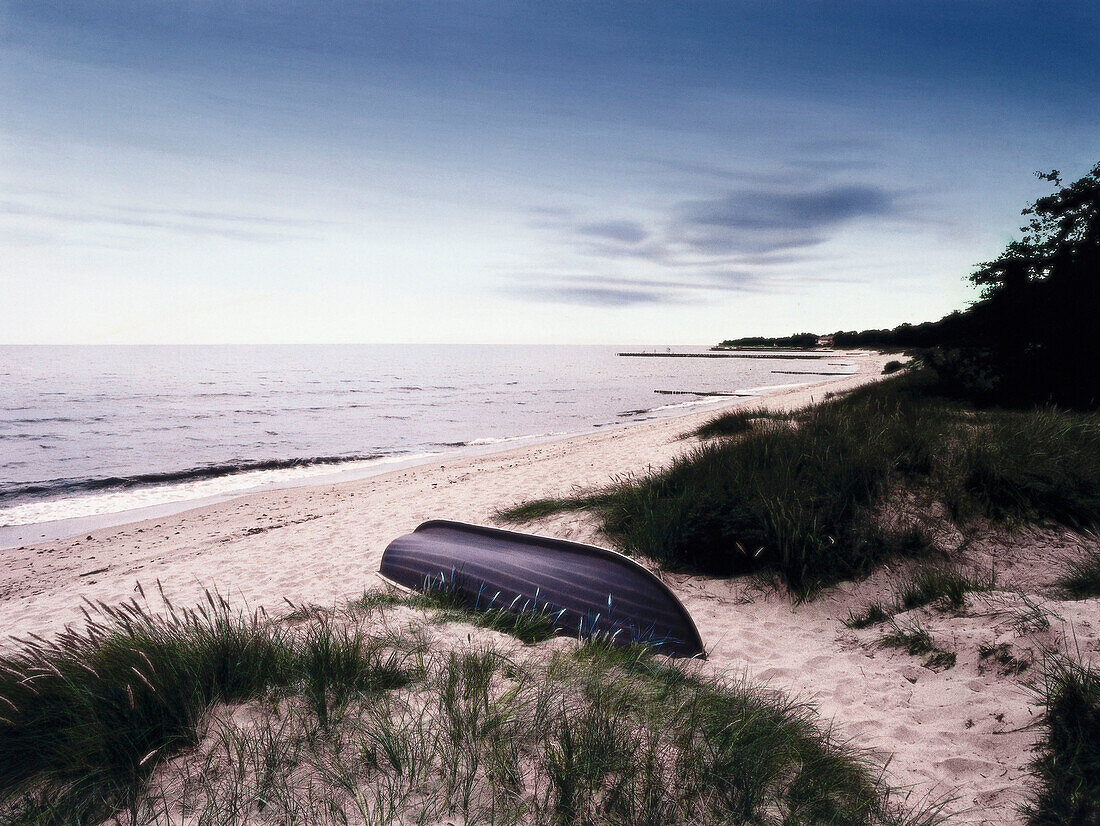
(894, 565), (994, 611)
(1024, 658), (1100, 824)
(6, 607), (946, 826)
(878, 619), (956, 670)
(977, 643), (1031, 676)
(844, 567), (994, 629)
(846, 601), (894, 629)
(600, 384), (947, 592)
(347, 588), (405, 612)
(416, 573), (563, 643)
(691, 407), (787, 439)
(846, 565), (994, 628)
(496, 495), (600, 522)
(1057, 547), (1100, 599)
(438, 602), (561, 644)
(0, 594), (415, 823)
(505, 374), (950, 595)
(942, 406), (1100, 529)
(1011, 593), (1060, 636)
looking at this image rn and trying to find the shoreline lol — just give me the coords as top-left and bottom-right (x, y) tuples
(0, 362), (861, 551)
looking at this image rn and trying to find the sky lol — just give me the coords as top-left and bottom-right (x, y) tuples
(1, 1), (1098, 345)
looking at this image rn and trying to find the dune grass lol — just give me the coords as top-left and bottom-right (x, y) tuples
(977, 643), (1031, 676)
(1057, 546), (1100, 599)
(1025, 658), (1100, 824)
(0, 599), (946, 825)
(0, 593), (415, 824)
(353, 576), (563, 645)
(497, 372), (1100, 597)
(940, 406), (1100, 529)
(692, 407), (790, 439)
(877, 619), (956, 670)
(500, 375), (949, 595)
(846, 565), (995, 628)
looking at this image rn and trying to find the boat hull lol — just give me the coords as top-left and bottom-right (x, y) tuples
(380, 520), (705, 658)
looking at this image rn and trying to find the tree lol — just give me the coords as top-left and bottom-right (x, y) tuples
(965, 164), (1100, 407)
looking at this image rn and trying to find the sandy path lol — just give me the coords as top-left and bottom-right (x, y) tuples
(3, 349), (1096, 824)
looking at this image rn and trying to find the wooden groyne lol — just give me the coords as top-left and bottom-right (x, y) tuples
(617, 351), (828, 360)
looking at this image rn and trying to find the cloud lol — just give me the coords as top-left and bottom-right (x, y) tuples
(511, 180), (899, 307)
(575, 220), (648, 244)
(508, 284), (671, 307)
(0, 199), (331, 242)
(676, 184), (895, 254)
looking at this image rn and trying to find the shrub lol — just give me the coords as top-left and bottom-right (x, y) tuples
(1025, 659), (1100, 823)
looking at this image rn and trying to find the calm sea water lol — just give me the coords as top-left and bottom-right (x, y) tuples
(0, 345), (852, 532)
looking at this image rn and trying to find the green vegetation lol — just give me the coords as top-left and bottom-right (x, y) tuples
(500, 372), (1100, 597)
(878, 619), (956, 670)
(977, 643), (1031, 676)
(488, 495), (598, 523)
(0, 594), (414, 824)
(693, 407), (788, 439)
(846, 602), (893, 629)
(718, 332), (820, 349)
(1011, 593), (1059, 636)
(1058, 547), (1100, 599)
(882, 360), (906, 374)
(894, 565), (994, 611)
(0, 600), (945, 825)
(941, 406), (1100, 528)
(1025, 658), (1100, 824)
(351, 581), (562, 644)
(847, 565), (995, 628)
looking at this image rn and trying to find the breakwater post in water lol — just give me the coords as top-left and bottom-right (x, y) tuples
(617, 352), (829, 360)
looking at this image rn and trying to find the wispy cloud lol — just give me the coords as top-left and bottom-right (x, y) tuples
(507, 284), (673, 307)
(509, 180), (899, 306)
(0, 199), (334, 242)
(675, 184), (896, 254)
(575, 220), (648, 244)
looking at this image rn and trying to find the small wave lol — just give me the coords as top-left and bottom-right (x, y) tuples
(0, 450), (443, 528)
(9, 416), (81, 424)
(0, 454), (386, 503)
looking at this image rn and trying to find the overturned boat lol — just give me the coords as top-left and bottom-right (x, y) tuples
(379, 520), (705, 658)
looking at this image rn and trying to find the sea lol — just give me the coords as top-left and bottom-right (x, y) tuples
(0, 345), (852, 546)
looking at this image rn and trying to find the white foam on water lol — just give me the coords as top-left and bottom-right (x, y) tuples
(0, 452), (440, 527)
(465, 432), (569, 446)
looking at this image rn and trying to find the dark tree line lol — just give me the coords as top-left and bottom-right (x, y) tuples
(718, 333), (820, 348)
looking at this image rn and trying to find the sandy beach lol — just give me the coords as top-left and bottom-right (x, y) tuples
(3, 349), (1097, 824)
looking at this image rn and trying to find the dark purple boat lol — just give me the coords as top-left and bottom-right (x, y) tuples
(379, 519), (705, 658)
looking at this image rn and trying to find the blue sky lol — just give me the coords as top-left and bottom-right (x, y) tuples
(2, 1), (1097, 344)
